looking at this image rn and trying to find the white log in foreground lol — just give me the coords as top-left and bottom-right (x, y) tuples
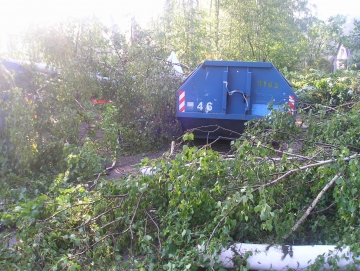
(201, 243), (359, 270)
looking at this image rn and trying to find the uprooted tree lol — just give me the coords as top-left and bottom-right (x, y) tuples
(1, 15), (360, 271)
(1, 59), (360, 270)
(0, 18), (182, 174)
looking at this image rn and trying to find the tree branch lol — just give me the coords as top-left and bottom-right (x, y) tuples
(259, 143), (314, 161)
(130, 193), (144, 240)
(71, 228), (129, 257)
(145, 210), (162, 252)
(310, 202), (336, 215)
(206, 190), (258, 250)
(264, 154), (358, 188)
(208, 154), (358, 249)
(37, 200), (100, 222)
(73, 200), (123, 230)
(283, 173), (341, 241)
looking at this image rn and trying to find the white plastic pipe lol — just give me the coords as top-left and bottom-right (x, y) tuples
(201, 243), (359, 270)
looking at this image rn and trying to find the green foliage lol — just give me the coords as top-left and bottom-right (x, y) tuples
(154, 0), (210, 68)
(307, 109), (360, 151)
(298, 16), (346, 71)
(105, 27), (182, 152)
(344, 19), (360, 52)
(1, 18), (182, 172)
(62, 139), (104, 181)
(2, 10), (360, 271)
(3, 82), (360, 269)
(220, 0), (305, 66)
(153, 0), (346, 72)
(287, 69), (359, 106)
(348, 50), (360, 70)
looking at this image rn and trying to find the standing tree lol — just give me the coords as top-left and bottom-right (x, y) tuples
(154, 0), (211, 68)
(345, 19), (360, 70)
(155, 0), (318, 71)
(219, 0), (312, 70)
(298, 15), (346, 72)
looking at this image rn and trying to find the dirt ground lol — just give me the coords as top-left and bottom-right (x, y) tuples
(106, 150), (168, 179)
(78, 121), (173, 179)
(83, 117), (304, 180)
(105, 139), (233, 179)
(106, 150), (167, 180)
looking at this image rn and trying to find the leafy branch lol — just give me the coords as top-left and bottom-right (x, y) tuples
(283, 173), (341, 240)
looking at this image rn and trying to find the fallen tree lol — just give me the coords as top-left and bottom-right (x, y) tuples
(1, 41), (360, 270)
(2, 96), (360, 270)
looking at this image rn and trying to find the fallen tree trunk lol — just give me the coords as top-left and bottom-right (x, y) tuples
(200, 243), (359, 270)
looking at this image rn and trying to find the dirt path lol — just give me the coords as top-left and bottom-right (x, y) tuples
(105, 139), (233, 179)
(106, 150), (167, 179)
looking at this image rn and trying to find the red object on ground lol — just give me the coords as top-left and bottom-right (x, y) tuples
(91, 98), (112, 104)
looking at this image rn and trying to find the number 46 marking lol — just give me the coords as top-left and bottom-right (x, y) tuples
(197, 102), (213, 113)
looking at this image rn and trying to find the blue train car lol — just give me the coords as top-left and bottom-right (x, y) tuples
(176, 61), (297, 138)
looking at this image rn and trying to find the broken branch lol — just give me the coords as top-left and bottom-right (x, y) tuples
(283, 173), (341, 241)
